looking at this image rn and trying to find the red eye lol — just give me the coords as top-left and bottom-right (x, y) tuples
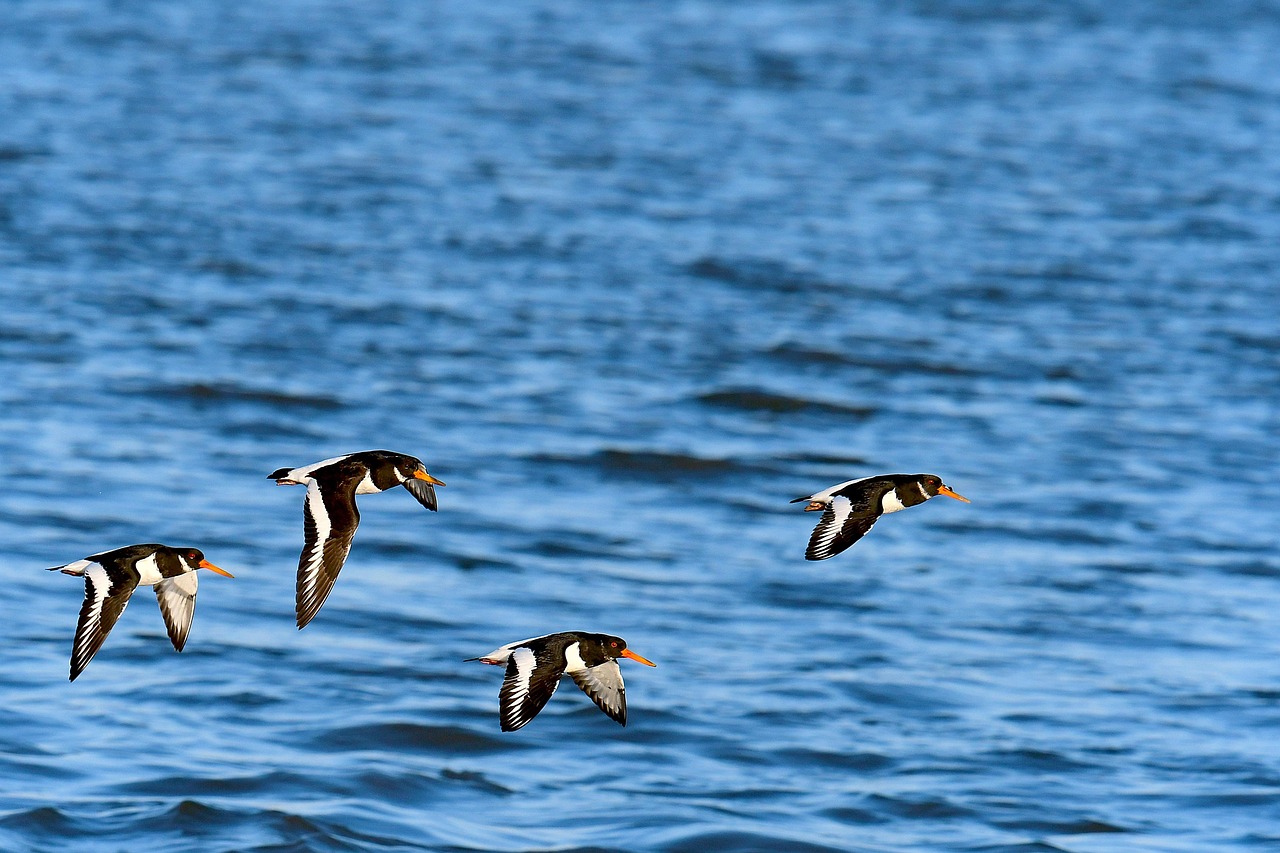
(611, 642), (617, 648)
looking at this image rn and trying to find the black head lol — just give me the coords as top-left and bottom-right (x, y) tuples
(387, 452), (445, 511)
(172, 547), (235, 577)
(914, 474), (970, 503)
(175, 547), (206, 571)
(583, 633), (656, 667)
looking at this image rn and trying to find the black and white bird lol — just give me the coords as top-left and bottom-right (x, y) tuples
(48, 543), (235, 681)
(791, 473), (970, 560)
(268, 450), (446, 629)
(467, 632), (657, 732)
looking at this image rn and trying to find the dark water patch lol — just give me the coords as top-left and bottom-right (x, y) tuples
(447, 552), (521, 572)
(218, 690), (284, 707)
(440, 768), (512, 795)
(120, 770), (337, 798)
(662, 830), (849, 853)
(526, 449), (749, 479)
(772, 748), (895, 773)
(775, 452), (871, 467)
(684, 256), (838, 293)
(865, 793), (976, 820)
(1217, 559), (1280, 577)
(697, 389), (876, 418)
(821, 805), (888, 825)
(833, 355), (984, 378)
(195, 257), (269, 278)
(136, 381), (345, 410)
(0, 146), (51, 162)
(0, 806), (87, 838)
(348, 769), (445, 804)
(524, 537), (626, 560)
(766, 343), (868, 366)
(982, 748), (1095, 773)
(998, 818), (1127, 834)
(314, 723), (515, 755)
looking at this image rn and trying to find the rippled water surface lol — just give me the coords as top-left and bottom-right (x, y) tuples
(2, 1), (1280, 851)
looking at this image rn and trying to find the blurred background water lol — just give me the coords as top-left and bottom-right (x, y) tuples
(1, 1), (1279, 851)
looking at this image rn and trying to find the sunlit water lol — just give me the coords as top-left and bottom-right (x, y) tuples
(1, 1), (1279, 851)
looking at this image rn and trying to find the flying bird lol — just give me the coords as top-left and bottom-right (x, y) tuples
(791, 473), (969, 560)
(268, 450), (445, 628)
(48, 543), (234, 681)
(467, 632), (656, 732)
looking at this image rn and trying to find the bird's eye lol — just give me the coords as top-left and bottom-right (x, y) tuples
(610, 642), (617, 648)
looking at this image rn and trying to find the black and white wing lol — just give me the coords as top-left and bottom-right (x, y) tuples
(296, 470), (361, 629)
(499, 645), (564, 732)
(154, 572), (199, 652)
(570, 660), (628, 726)
(805, 496), (878, 561)
(70, 563), (140, 681)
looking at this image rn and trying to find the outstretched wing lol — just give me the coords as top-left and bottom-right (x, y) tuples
(499, 645), (564, 732)
(71, 564), (139, 681)
(402, 477), (438, 512)
(154, 572), (199, 652)
(296, 472), (361, 629)
(805, 496), (878, 561)
(570, 660), (627, 726)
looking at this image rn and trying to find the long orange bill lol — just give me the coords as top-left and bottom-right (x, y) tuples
(938, 485), (971, 503)
(414, 470), (446, 487)
(621, 648), (657, 667)
(199, 559), (236, 578)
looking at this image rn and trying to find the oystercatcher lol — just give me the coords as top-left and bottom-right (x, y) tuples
(791, 473), (969, 560)
(268, 450), (445, 628)
(467, 632), (656, 731)
(48, 543), (234, 681)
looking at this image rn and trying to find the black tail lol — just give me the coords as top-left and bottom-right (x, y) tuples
(268, 468), (291, 479)
(789, 495), (811, 504)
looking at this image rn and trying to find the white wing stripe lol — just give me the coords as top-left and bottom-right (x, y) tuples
(300, 481), (331, 604)
(504, 648), (536, 727)
(812, 496), (853, 551)
(80, 565), (111, 653)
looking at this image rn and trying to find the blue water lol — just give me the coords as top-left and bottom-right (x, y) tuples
(2, 1), (1279, 851)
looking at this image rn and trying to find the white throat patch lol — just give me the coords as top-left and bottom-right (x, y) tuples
(881, 489), (907, 513)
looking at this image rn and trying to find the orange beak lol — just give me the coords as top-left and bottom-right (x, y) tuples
(620, 648), (657, 667)
(937, 485), (970, 503)
(414, 470), (446, 487)
(804, 501), (825, 512)
(199, 559), (235, 578)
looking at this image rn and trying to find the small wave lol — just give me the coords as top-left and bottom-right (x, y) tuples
(767, 342), (981, 377)
(864, 793), (976, 819)
(662, 830), (849, 853)
(820, 805), (889, 825)
(527, 449), (747, 477)
(771, 748), (894, 773)
(1000, 817), (1127, 835)
(119, 770), (329, 797)
(0, 805), (80, 834)
(697, 389), (875, 418)
(135, 381), (343, 410)
(684, 255), (835, 293)
(315, 722), (514, 754)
